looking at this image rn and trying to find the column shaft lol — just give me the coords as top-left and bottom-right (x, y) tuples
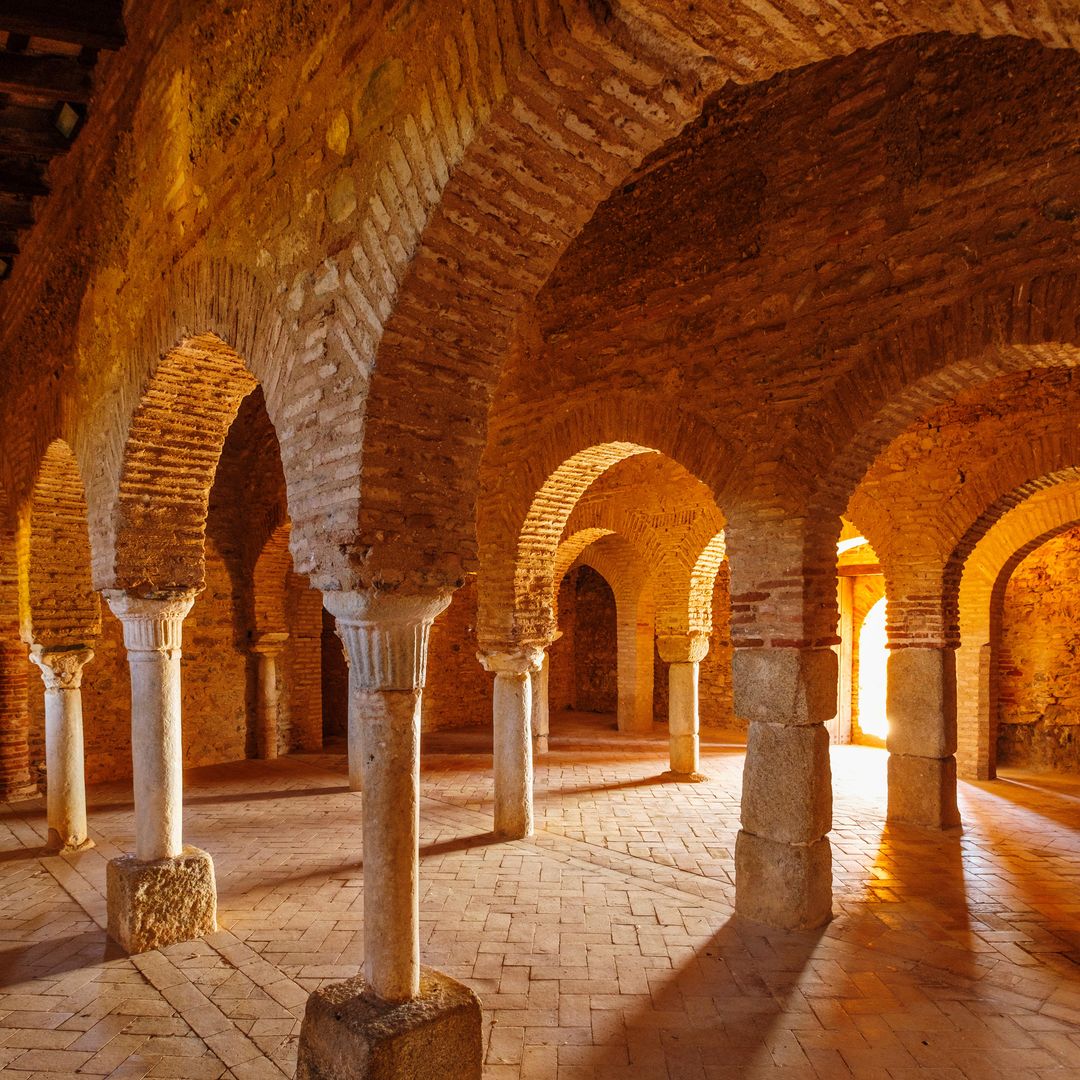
(531, 652), (550, 754)
(257, 651), (279, 759)
(886, 646), (961, 828)
(130, 648), (184, 861)
(733, 645), (835, 929)
(107, 592), (195, 863)
(32, 647), (94, 851)
(359, 687), (421, 1000)
(323, 589), (451, 1004)
(493, 670), (533, 838)
(668, 661), (699, 775)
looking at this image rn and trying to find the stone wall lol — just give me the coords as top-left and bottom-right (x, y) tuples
(997, 528), (1080, 771)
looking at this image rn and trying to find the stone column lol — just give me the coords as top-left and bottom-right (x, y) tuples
(251, 632), (289, 760)
(657, 632), (709, 780)
(733, 646), (835, 930)
(29, 645), (94, 852)
(480, 648), (542, 839)
(531, 644), (553, 754)
(886, 646), (961, 828)
(298, 590), (481, 1080)
(103, 590), (216, 954)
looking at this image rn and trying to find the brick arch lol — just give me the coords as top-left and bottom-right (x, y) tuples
(949, 476), (1080, 778)
(97, 332), (258, 594)
(253, 522), (294, 636)
(478, 394), (732, 649)
(851, 398), (1080, 647)
(24, 440), (100, 647)
(795, 289), (1080, 639)
(688, 531), (727, 637)
(564, 492), (725, 638)
(75, 257), (346, 594)
(353, 5), (1080, 595)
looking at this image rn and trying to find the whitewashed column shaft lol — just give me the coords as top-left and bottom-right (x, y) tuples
(324, 590), (450, 1003)
(31, 646), (93, 851)
(106, 591), (196, 863)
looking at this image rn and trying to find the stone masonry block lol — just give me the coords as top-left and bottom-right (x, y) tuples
(887, 753), (961, 829)
(107, 846), (217, 954)
(732, 646), (837, 726)
(741, 721), (832, 843)
(735, 830), (832, 931)
(887, 647), (958, 758)
(296, 967), (482, 1080)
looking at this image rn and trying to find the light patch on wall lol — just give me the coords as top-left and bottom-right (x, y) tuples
(858, 597), (888, 740)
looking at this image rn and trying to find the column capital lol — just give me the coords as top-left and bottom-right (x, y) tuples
(29, 645), (94, 691)
(103, 590), (197, 653)
(323, 589), (452, 691)
(250, 631), (289, 656)
(657, 632), (710, 665)
(478, 647), (544, 677)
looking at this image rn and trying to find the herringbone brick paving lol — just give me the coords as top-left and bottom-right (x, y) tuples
(2, 718), (1078, 1078)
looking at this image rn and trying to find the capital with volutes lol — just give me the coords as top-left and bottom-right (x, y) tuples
(29, 644), (95, 691)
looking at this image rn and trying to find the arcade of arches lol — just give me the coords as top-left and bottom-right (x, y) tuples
(1, 4), (1079, 1079)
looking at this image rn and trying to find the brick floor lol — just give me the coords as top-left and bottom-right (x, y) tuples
(2, 717), (1078, 1079)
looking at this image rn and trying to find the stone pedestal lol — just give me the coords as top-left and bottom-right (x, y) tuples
(887, 646), (961, 829)
(480, 648), (542, 840)
(296, 968), (482, 1080)
(107, 845), (217, 954)
(251, 632), (288, 760)
(658, 633), (709, 781)
(29, 644), (94, 853)
(733, 646), (836, 930)
(323, 590), (451, 1002)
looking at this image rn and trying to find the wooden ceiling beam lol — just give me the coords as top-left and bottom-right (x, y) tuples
(0, 199), (33, 229)
(0, 107), (73, 158)
(0, 164), (48, 197)
(0, 52), (94, 103)
(0, 2), (125, 52)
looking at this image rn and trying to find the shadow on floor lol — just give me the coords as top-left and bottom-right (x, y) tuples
(581, 915), (825, 1074)
(0, 844), (50, 864)
(0, 930), (125, 989)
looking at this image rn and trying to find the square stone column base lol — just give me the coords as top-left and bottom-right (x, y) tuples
(107, 846), (217, 954)
(296, 967), (482, 1080)
(735, 830), (832, 930)
(888, 753), (962, 829)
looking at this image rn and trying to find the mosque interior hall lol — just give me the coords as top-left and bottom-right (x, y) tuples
(1, 2), (1080, 1078)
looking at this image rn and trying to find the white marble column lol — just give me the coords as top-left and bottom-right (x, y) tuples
(105, 590), (196, 862)
(29, 644), (94, 853)
(657, 633), (709, 780)
(530, 648), (551, 755)
(323, 590), (451, 1003)
(251, 632), (288, 760)
(480, 648), (542, 840)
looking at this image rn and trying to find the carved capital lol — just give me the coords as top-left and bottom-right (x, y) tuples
(657, 632), (710, 665)
(104, 590), (197, 654)
(251, 631), (289, 657)
(323, 590), (452, 691)
(29, 645), (94, 691)
(478, 647), (544, 677)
